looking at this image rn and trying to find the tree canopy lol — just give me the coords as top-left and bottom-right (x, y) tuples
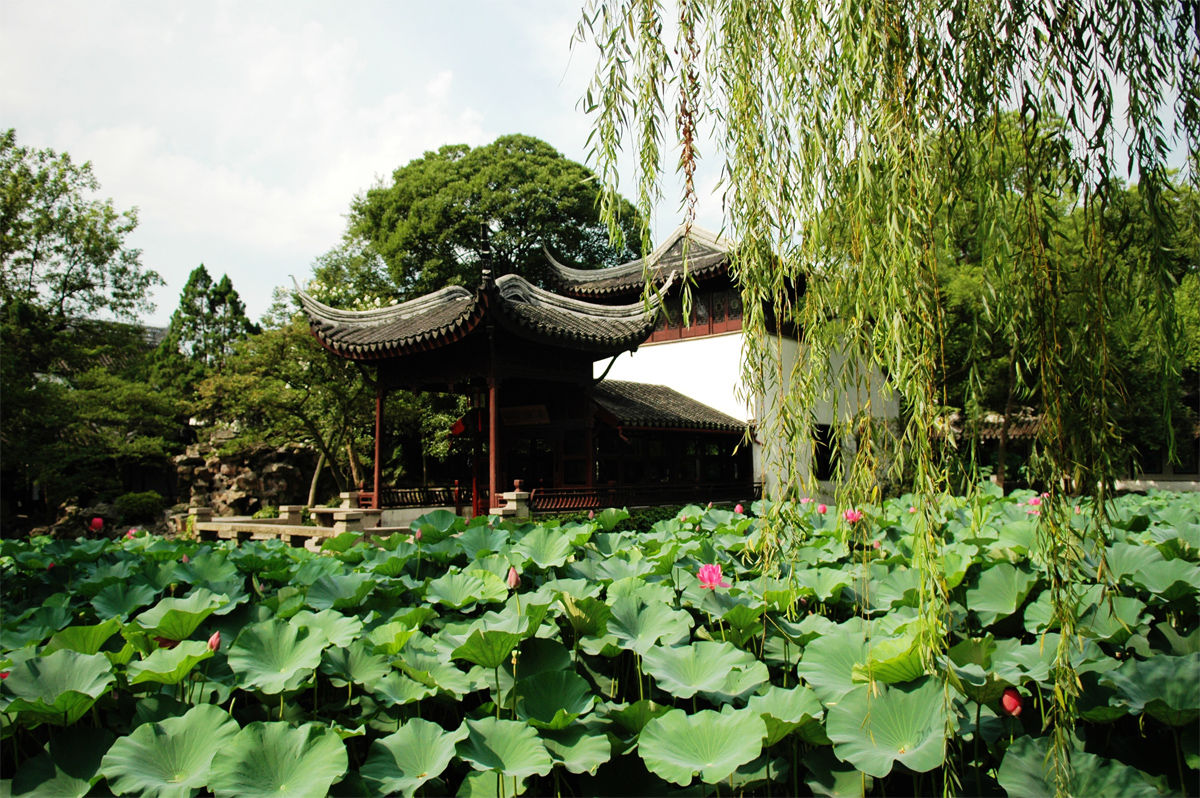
(340, 133), (643, 299)
(152, 264), (259, 395)
(0, 129), (160, 323)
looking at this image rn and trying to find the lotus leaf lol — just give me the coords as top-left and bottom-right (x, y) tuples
(360, 718), (469, 797)
(292, 609), (364, 647)
(965, 563), (1038, 626)
(606, 596), (692, 654)
(795, 619), (870, 703)
(638, 705), (766, 786)
(452, 629), (523, 670)
(458, 525), (511, 559)
(641, 640), (767, 700)
(541, 721), (613, 774)
(100, 703), (239, 797)
(400, 642), (475, 696)
(457, 716), (555, 779)
(804, 745), (874, 798)
(11, 725), (113, 798)
(209, 721), (347, 798)
(320, 639), (390, 688)
(131, 588), (228, 641)
(372, 671), (438, 705)
(43, 617), (121, 656)
(794, 568), (852, 603)
(305, 571), (375, 611)
(1101, 652), (1200, 726)
(825, 679), (947, 778)
(366, 620), (419, 655)
(128, 640), (214, 685)
(426, 571), (508, 609)
(516, 669), (596, 728)
(227, 619), (327, 694)
(747, 684), (824, 745)
(997, 735), (1165, 798)
(514, 526), (575, 569)
(410, 509), (465, 542)
(3, 649), (114, 726)
(595, 507), (630, 531)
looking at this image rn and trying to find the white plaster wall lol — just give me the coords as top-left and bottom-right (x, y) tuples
(597, 333), (751, 422)
(598, 332), (900, 497)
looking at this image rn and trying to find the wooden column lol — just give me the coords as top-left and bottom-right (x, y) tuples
(488, 377), (499, 509)
(372, 383), (383, 510)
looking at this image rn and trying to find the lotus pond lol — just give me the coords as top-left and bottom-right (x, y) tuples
(1, 490), (1198, 797)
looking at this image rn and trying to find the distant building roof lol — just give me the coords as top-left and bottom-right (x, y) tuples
(297, 272), (669, 361)
(594, 379), (747, 432)
(546, 224), (733, 298)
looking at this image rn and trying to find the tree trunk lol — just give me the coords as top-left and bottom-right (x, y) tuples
(996, 344), (1019, 493)
(307, 452), (326, 507)
(346, 443), (363, 490)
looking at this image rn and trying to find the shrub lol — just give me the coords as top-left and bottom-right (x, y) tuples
(252, 505), (280, 519)
(113, 490), (165, 523)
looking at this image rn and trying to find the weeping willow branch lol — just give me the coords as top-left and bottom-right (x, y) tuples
(579, 1), (1194, 795)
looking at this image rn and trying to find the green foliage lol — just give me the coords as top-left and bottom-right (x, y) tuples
(151, 264), (259, 395)
(341, 133), (643, 298)
(113, 491), (165, 524)
(1, 493), (1196, 795)
(580, 8), (1195, 794)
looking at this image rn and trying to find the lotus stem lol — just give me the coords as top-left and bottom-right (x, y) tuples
(494, 666), (501, 719)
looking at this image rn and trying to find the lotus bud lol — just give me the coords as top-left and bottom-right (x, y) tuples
(413, 529), (422, 542)
(816, 504), (827, 515)
(1001, 686), (1023, 717)
(89, 517), (104, 532)
(734, 503), (744, 515)
(588, 510), (595, 520)
(506, 566), (520, 590)
(208, 631), (221, 652)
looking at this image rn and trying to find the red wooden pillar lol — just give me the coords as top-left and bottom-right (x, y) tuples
(488, 377), (499, 510)
(372, 383), (383, 510)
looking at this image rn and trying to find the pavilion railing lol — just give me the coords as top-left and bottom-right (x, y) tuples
(369, 484), (471, 511)
(528, 482), (761, 513)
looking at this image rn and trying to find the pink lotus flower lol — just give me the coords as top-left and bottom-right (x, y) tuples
(1026, 508), (1040, 515)
(816, 504), (827, 515)
(1001, 686), (1023, 717)
(1026, 496), (1042, 506)
(181, 554), (189, 564)
(843, 509), (863, 523)
(734, 503), (744, 515)
(506, 566), (521, 590)
(799, 497), (813, 504)
(908, 506), (918, 513)
(207, 631), (221, 652)
(125, 528), (136, 539)
(872, 540), (882, 549)
(1040, 492), (1049, 498)
(89, 517), (103, 532)
(697, 563), (730, 589)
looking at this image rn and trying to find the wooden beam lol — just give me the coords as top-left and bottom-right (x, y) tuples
(372, 382), (383, 510)
(488, 377), (499, 509)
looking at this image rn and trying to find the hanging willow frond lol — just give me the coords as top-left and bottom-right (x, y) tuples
(578, 1), (1195, 794)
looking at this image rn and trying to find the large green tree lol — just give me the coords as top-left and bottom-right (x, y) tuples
(579, 2), (1195, 792)
(1, 131), (172, 527)
(341, 133), (643, 298)
(152, 264), (259, 395)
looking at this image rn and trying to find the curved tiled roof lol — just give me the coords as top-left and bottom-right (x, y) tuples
(594, 380), (747, 432)
(297, 273), (668, 361)
(547, 224), (733, 298)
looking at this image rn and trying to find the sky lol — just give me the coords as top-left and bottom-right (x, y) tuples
(1, 1), (724, 328)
